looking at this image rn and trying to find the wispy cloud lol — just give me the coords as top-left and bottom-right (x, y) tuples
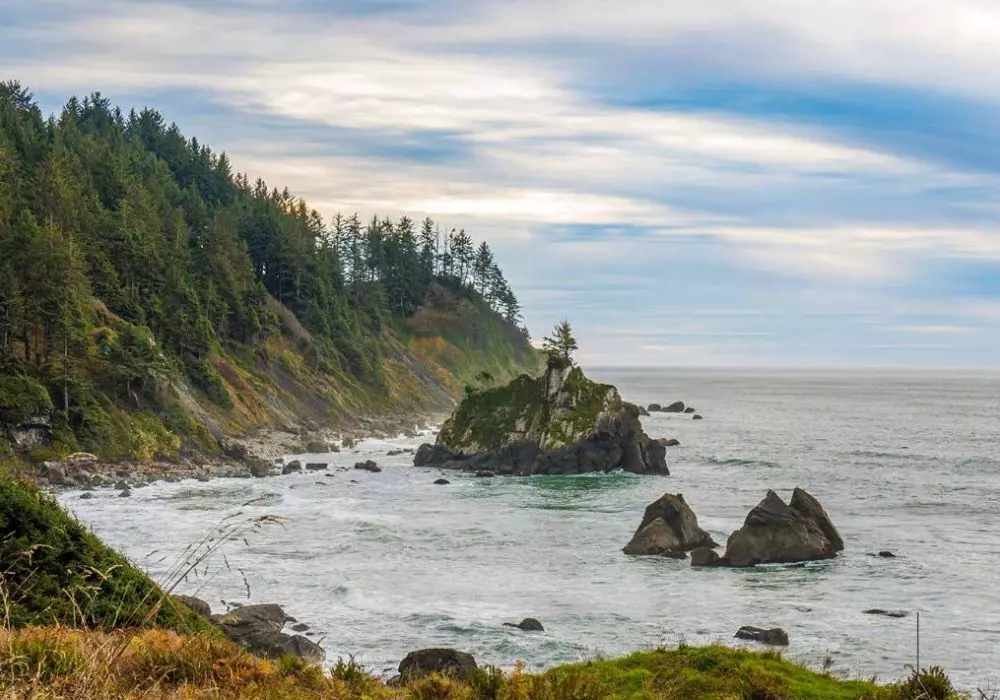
(3, 0), (1000, 366)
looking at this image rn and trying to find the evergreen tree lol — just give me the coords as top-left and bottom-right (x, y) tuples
(542, 321), (578, 368)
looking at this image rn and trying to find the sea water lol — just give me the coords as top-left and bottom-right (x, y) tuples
(57, 369), (1000, 687)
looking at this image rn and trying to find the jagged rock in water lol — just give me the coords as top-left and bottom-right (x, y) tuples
(690, 547), (722, 567)
(623, 493), (716, 555)
(692, 414), (704, 420)
(875, 550), (896, 558)
(636, 405), (650, 417)
(664, 401), (685, 413)
(789, 487), (844, 552)
(354, 460), (381, 473)
(211, 604), (323, 663)
(647, 403), (662, 412)
(79, 492), (95, 500)
(735, 626), (789, 646)
(282, 461), (302, 474)
(503, 617), (544, 631)
(658, 438), (680, 447)
(173, 595), (211, 617)
(721, 489), (840, 567)
(417, 365), (668, 476)
(248, 459), (272, 478)
(683, 407), (696, 414)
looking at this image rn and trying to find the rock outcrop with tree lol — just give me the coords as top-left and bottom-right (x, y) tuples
(415, 322), (668, 475)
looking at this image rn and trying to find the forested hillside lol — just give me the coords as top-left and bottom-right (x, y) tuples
(0, 81), (538, 461)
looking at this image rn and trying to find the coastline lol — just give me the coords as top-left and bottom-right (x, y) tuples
(26, 411), (449, 490)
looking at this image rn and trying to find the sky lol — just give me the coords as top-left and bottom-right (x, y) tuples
(3, 1), (1000, 368)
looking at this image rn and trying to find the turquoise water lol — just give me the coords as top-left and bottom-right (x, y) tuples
(59, 369), (1000, 687)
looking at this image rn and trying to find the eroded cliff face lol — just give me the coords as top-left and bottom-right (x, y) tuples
(425, 364), (667, 476)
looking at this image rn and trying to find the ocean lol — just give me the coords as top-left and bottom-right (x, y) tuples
(57, 369), (1000, 688)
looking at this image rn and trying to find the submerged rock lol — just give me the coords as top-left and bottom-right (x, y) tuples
(735, 626), (789, 646)
(720, 489), (842, 567)
(398, 648), (478, 682)
(864, 608), (909, 618)
(417, 365), (668, 477)
(623, 493), (716, 556)
(474, 470), (494, 478)
(434, 478), (450, 485)
(875, 550), (897, 558)
(503, 617), (544, 631)
(354, 460), (381, 473)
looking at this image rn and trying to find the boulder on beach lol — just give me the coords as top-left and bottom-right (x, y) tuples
(721, 489), (841, 567)
(503, 617), (544, 631)
(623, 493), (717, 556)
(282, 461), (302, 475)
(304, 441), (330, 453)
(664, 401), (685, 413)
(211, 604), (324, 664)
(173, 595), (211, 618)
(354, 460), (381, 473)
(342, 437), (357, 449)
(399, 648), (478, 682)
(735, 626), (789, 646)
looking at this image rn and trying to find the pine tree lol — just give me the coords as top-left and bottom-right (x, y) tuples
(542, 320), (578, 368)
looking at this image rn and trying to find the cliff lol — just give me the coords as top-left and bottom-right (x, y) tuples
(417, 363), (668, 475)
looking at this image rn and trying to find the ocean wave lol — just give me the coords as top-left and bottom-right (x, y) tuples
(697, 456), (781, 469)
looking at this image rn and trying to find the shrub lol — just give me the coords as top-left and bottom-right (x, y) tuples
(0, 374), (52, 427)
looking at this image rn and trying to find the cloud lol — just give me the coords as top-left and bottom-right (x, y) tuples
(4, 0), (1000, 366)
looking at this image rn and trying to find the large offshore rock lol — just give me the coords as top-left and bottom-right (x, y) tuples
(721, 489), (841, 567)
(417, 365), (668, 476)
(623, 493), (716, 555)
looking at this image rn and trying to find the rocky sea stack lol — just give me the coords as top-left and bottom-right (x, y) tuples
(696, 488), (843, 568)
(623, 493), (716, 556)
(415, 361), (668, 476)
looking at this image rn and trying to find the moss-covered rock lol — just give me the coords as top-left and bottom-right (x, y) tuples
(424, 365), (667, 475)
(0, 469), (213, 633)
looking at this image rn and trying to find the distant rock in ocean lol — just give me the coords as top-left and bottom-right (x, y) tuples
(414, 361), (668, 476)
(709, 488), (844, 567)
(735, 626), (789, 646)
(504, 617), (544, 631)
(623, 493), (716, 556)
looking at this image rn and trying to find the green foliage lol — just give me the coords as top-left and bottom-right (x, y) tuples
(542, 320), (578, 368)
(438, 373), (543, 451)
(891, 666), (955, 700)
(0, 374), (52, 426)
(0, 80), (533, 459)
(0, 470), (212, 633)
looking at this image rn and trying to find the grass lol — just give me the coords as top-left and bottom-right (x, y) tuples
(0, 630), (972, 700)
(0, 469), (214, 633)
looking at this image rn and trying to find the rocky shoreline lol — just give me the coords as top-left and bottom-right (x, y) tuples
(29, 413), (444, 490)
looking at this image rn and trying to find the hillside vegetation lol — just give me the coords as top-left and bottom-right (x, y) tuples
(0, 631), (962, 699)
(0, 82), (538, 462)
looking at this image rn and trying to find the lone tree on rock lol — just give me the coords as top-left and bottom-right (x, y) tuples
(542, 320), (578, 368)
